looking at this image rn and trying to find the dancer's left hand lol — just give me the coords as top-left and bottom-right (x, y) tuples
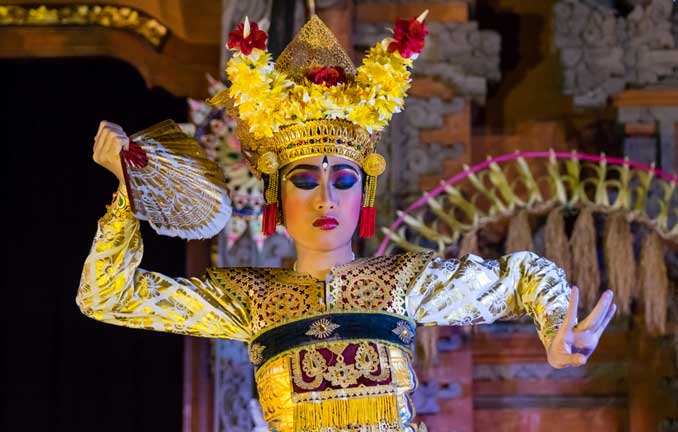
(546, 286), (616, 368)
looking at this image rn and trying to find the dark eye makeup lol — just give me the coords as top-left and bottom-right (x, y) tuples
(288, 173), (319, 190)
(333, 173), (359, 189)
(288, 171), (359, 190)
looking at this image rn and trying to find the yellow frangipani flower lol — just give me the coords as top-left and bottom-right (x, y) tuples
(217, 34), (414, 137)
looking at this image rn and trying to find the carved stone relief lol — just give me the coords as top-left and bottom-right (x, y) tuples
(354, 21), (501, 103)
(213, 339), (254, 432)
(355, 14), (500, 234)
(554, 0), (678, 107)
(376, 97), (466, 223)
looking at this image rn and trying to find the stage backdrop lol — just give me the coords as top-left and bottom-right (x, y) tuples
(1, 57), (188, 432)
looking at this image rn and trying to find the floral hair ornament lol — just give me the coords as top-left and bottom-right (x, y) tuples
(208, 11), (429, 237)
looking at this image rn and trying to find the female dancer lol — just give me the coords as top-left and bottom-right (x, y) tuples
(78, 14), (615, 432)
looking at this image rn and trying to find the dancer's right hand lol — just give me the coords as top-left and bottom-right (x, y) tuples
(93, 120), (129, 184)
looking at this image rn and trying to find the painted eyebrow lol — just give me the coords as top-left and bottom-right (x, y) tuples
(285, 164), (318, 176)
(285, 163), (360, 176)
(331, 164), (360, 175)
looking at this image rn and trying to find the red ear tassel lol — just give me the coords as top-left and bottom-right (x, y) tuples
(262, 203), (278, 236)
(359, 206), (376, 238)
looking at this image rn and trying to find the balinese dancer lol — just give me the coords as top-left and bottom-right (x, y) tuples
(78, 12), (616, 432)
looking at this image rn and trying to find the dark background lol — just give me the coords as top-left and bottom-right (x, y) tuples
(2, 57), (188, 432)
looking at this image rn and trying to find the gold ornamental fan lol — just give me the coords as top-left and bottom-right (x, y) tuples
(120, 120), (232, 239)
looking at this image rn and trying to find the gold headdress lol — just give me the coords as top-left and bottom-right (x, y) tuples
(209, 12), (428, 236)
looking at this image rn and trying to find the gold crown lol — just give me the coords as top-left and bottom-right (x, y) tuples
(265, 120), (373, 170)
(274, 15), (357, 81)
(209, 14), (424, 178)
(209, 12), (427, 236)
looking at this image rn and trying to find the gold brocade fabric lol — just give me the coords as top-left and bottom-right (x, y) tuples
(77, 196), (570, 432)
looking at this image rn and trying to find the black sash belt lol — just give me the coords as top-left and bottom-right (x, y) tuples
(249, 313), (416, 367)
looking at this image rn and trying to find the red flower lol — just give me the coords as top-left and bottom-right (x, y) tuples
(306, 66), (347, 87)
(387, 16), (428, 58)
(227, 20), (267, 55)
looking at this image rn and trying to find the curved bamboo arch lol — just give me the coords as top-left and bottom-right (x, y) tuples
(377, 151), (678, 257)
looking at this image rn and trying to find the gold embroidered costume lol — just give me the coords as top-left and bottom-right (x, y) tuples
(77, 190), (569, 432)
(78, 12), (571, 432)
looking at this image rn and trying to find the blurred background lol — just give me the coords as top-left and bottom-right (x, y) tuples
(1, 1), (677, 431)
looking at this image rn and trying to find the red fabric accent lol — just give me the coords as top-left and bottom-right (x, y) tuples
(227, 21), (267, 55)
(262, 203), (277, 236)
(305, 66), (346, 87)
(387, 16), (428, 58)
(291, 343), (392, 394)
(359, 206), (376, 238)
(120, 141), (148, 168)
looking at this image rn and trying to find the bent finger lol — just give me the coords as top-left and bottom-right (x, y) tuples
(100, 131), (123, 161)
(95, 120), (108, 141)
(105, 131), (127, 155)
(93, 128), (111, 160)
(595, 303), (617, 337)
(579, 290), (613, 331)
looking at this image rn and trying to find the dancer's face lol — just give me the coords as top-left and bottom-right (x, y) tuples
(280, 155), (363, 252)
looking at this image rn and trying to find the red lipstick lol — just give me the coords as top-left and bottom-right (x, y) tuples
(313, 217), (339, 230)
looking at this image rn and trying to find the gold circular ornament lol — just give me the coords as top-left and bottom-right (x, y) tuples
(257, 151), (280, 175)
(362, 153), (386, 177)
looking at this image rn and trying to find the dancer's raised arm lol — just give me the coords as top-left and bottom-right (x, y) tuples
(76, 121), (250, 341)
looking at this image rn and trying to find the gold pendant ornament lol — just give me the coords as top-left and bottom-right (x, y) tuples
(305, 318), (340, 339)
(392, 320), (414, 344)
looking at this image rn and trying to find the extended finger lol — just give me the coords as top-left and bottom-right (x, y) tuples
(578, 290), (613, 331)
(562, 286), (580, 331)
(594, 303), (616, 337)
(588, 292), (614, 332)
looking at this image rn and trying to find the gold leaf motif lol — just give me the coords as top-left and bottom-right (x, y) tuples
(263, 288), (304, 322)
(301, 349), (327, 377)
(346, 277), (392, 310)
(354, 343), (379, 374)
(323, 360), (361, 389)
(305, 318), (340, 339)
(248, 343), (265, 366)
